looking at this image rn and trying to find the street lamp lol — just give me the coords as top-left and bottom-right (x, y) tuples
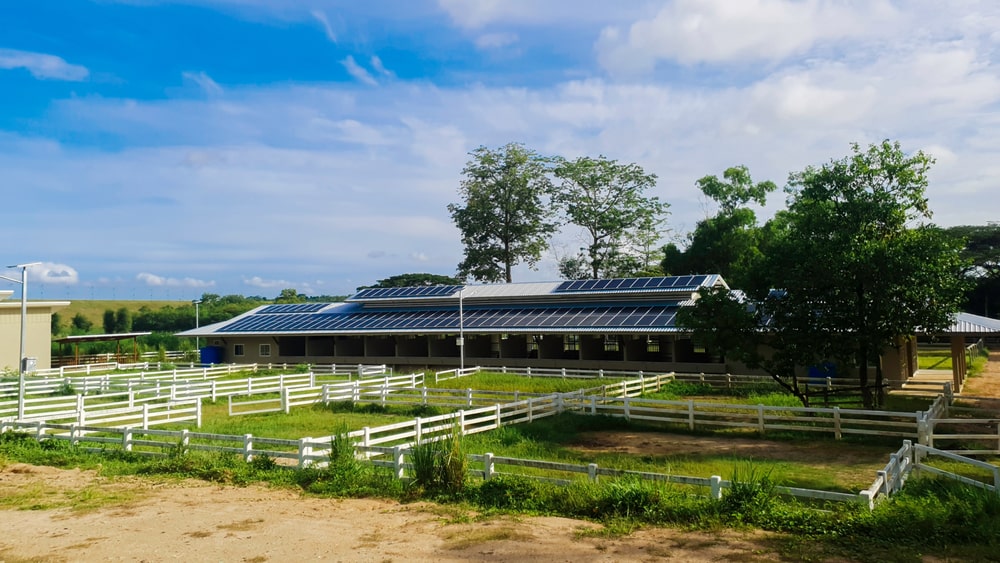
(458, 288), (465, 371)
(1, 262), (41, 420)
(192, 299), (202, 354)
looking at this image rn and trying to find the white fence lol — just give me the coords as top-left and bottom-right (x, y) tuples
(226, 373), (426, 416)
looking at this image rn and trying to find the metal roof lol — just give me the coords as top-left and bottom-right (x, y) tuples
(947, 312), (1000, 334)
(178, 275), (722, 337)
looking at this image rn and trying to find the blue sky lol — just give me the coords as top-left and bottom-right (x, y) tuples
(2, 0), (999, 301)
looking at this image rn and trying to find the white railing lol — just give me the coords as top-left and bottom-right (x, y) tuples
(226, 373), (426, 416)
(1, 400), (200, 433)
(570, 394), (924, 441)
(913, 444), (1000, 492)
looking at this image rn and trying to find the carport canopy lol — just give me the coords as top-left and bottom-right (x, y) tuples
(54, 332), (152, 365)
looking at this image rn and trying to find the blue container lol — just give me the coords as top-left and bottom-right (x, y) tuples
(199, 346), (224, 365)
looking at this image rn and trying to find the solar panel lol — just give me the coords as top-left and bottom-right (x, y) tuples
(258, 303), (329, 314)
(351, 285), (463, 300)
(553, 276), (711, 294)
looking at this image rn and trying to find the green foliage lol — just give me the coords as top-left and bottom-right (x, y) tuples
(449, 143), (558, 283)
(682, 141), (970, 408)
(409, 426), (467, 496)
(357, 273), (462, 291)
(946, 224), (1000, 318)
(51, 311), (63, 336)
(553, 155), (667, 279)
(718, 463), (777, 525)
(71, 312), (93, 332)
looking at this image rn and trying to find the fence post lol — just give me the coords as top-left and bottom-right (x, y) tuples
(591, 396), (597, 415)
(123, 427), (133, 452)
(624, 396), (631, 421)
(526, 367), (532, 377)
(944, 382), (954, 404)
(195, 400), (202, 428)
(297, 438), (312, 468)
(282, 388), (291, 414)
(833, 407), (842, 440)
(467, 388), (473, 408)
(181, 429), (190, 454)
(243, 434), (253, 462)
(413, 418), (421, 444)
(493, 404), (501, 429)
(688, 400), (695, 430)
(35, 421), (45, 441)
(710, 476), (722, 500)
(393, 446), (405, 479)
(757, 404), (765, 434)
(528, 398), (534, 423)
(588, 463), (598, 482)
(598, 369), (604, 378)
(70, 423), (79, 445)
(142, 404), (149, 429)
(484, 452), (495, 481)
(860, 490), (874, 511)
(561, 368), (566, 377)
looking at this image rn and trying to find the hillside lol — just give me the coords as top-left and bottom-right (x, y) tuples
(55, 300), (189, 332)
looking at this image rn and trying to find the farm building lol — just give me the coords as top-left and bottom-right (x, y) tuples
(0, 290), (69, 372)
(178, 275), (732, 373)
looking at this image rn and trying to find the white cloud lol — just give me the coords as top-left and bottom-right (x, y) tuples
(182, 71), (224, 96)
(370, 55), (394, 78)
(436, 0), (646, 29)
(0, 48), (89, 81)
(597, 0), (894, 73)
(341, 55), (377, 86)
(137, 273), (216, 288)
(30, 263), (79, 285)
(475, 32), (519, 50)
(310, 9), (337, 43)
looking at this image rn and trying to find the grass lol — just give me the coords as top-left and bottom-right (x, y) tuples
(426, 371), (616, 394)
(57, 300), (188, 332)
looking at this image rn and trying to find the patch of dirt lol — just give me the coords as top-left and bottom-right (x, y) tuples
(0, 463), (790, 562)
(957, 351), (1000, 412)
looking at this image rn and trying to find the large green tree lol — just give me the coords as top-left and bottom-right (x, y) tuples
(681, 141), (968, 407)
(449, 143), (557, 283)
(553, 156), (667, 279)
(358, 273), (463, 291)
(946, 224), (1000, 318)
(664, 166), (776, 289)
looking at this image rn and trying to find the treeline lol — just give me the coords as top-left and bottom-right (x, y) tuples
(50, 289), (348, 356)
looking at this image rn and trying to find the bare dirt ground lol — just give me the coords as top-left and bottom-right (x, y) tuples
(7, 355), (1000, 563)
(955, 350), (1000, 411)
(0, 463), (786, 562)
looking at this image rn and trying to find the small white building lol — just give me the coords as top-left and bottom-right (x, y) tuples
(0, 290), (69, 372)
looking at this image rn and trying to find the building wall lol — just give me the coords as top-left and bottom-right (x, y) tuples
(0, 304), (66, 371)
(209, 332), (731, 374)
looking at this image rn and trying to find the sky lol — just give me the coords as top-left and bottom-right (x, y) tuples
(2, 0), (1000, 302)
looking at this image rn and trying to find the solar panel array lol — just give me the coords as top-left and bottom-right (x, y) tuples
(221, 304), (679, 333)
(351, 285), (464, 301)
(554, 275), (710, 293)
(257, 303), (330, 314)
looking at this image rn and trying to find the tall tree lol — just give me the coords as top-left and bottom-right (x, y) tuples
(358, 273), (463, 291)
(664, 166), (775, 289)
(449, 143), (557, 283)
(553, 156), (667, 279)
(681, 141), (968, 407)
(946, 224), (1000, 317)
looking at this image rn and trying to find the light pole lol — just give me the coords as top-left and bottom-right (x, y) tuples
(192, 299), (202, 355)
(2, 262), (40, 420)
(458, 288), (465, 371)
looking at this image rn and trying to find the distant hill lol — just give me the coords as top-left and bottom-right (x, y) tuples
(56, 300), (188, 333)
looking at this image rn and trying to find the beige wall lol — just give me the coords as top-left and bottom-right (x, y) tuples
(0, 302), (69, 372)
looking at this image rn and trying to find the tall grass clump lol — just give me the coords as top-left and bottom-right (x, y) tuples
(409, 424), (466, 496)
(296, 423), (403, 498)
(718, 462), (777, 525)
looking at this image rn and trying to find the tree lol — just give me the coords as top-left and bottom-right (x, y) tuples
(71, 313), (93, 332)
(681, 141), (968, 408)
(115, 307), (133, 333)
(554, 156), (667, 279)
(102, 309), (116, 333)
(358, 273), (463, 291)
(449, 143), (557, 283)
(663, 166), (776, 289)
(51, 312), (63, 336)
(945, 224), (1000, 317)
(275, 289), (306, 303)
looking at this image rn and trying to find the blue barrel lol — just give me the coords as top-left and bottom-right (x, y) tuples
(199, 346), (224, 364)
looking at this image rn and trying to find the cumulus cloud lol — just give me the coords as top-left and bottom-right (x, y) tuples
(137, 273), (216, 288)
(597, 0), (894, 73)
(182, 71), (224, 96)
(341, 55), (377, 86)
(29, 263), (79, 285)
(0, 48), (89, 81)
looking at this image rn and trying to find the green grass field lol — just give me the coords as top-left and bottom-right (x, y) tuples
(56, 300), (188, 331)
